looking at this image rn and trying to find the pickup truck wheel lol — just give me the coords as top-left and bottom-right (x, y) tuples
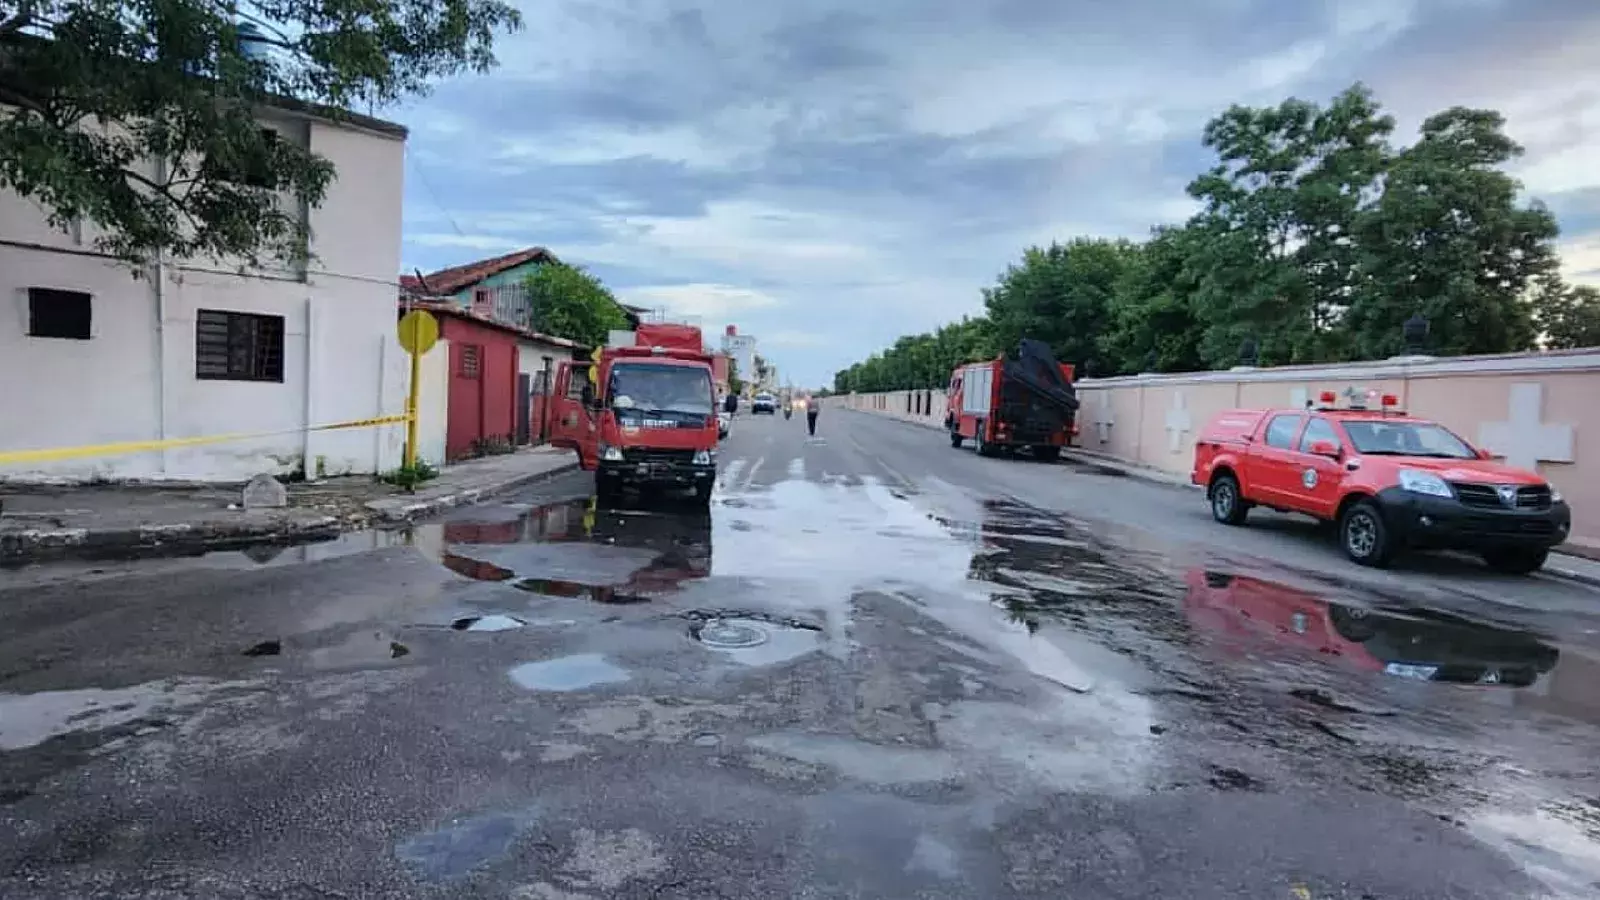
(1339, 500), (1394, 568)
(1034, 445), (1061, 462)
(1482, 547), (1548, 575)
(1208, 474), (1249, 525)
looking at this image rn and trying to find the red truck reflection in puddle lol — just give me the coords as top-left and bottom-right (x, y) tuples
(438, 496), (712, 602)
(1182, 569), (1559, 688)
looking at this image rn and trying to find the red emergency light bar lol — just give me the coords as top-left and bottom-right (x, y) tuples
(1314, 390), (1404, 415)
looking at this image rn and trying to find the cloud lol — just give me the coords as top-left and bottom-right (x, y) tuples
(395, 0), (1600, 386)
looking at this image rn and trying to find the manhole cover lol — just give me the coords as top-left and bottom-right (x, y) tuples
(696, 620), (769, 649)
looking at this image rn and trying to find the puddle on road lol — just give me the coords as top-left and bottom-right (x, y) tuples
(395, 807), (540, 881)
(1182, 569), (1563, 691)
(452, 614), (526, 633)
(425, 495), (713, 603)
(508, 653), (631, 692)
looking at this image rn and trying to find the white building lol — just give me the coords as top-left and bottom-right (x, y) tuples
(721, 327), (757, 394)
(0, 100), (409, 482)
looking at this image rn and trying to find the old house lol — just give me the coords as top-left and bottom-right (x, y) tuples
(1, 99), (410, 482)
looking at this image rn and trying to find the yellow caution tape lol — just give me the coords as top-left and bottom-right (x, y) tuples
(0, 414), (411, 466)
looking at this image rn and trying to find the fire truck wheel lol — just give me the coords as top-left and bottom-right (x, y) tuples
(1481, 547), (1548, 575)
(975, 424), (998, 457)
(1339, 499), (1395, 568)
(596, 476), (623, 507)
(1208, 474), (1249, 526)
(693, 481), (714, 507)
(1034, 445), (1060, 462)
(949, 429), (963, 448)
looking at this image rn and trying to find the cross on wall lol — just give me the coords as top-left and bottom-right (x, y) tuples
(1476, 382), (1575, 471)
(1093, 391), (1114, 443)
(1165, 391), (1192, 454)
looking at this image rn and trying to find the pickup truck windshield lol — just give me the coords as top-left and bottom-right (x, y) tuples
(609, 363), (714, 416)
(1342, 420), (1474, 459)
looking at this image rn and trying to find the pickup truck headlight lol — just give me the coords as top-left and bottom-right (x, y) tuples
(1551, 488), (1563, 503)
(692, 449), (715, 465)
(599, 443), (624, 462)
(1397, 469), (1452, 498)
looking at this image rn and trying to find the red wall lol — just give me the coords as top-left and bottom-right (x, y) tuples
(440, 317), (519, 461)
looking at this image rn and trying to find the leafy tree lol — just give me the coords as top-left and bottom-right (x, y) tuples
(727, 358), (745, 396)
(1097, 226), (1205, 374)
(524, 263), (628, 348)
(1345, 108), (1557, 357)
(1533, 278), (1600, 350)
(1185, 85), (1393, 366)
(0, 0), (521, 268)
(983, 237), (1141, 370)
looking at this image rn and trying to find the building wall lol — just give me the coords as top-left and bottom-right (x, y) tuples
(0, 111), (408, 482)
(440, 317), (519, 461)
(835, 349), (1600, 549)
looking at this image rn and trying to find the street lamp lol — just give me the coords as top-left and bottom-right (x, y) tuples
(1403, 313), (1430, 355)
(1238, 338), (1259, 368)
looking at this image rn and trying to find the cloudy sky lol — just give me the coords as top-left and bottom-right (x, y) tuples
(395, 0), (1600, 388)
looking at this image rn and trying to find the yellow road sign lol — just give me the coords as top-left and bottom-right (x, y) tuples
(398, 310), (440, 356)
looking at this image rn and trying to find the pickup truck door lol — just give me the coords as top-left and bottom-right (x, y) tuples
(1288, 416), (1346, 519)
(546, 361), (599, 470)
(1243, 414), (1307, 507)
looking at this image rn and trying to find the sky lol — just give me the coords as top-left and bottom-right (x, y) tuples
(395, 0), (1600, 389)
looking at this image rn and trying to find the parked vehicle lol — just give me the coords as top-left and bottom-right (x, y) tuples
(945, 340), (1079, 460)
(546, 322), (719, 506)
(1191, 392), (1572, 573)
(752, 392), (778, 415)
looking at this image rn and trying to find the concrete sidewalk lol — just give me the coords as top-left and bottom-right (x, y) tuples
(0, 446), (581, 563)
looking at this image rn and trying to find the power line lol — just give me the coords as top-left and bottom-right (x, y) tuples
(406, 150), (464, 237)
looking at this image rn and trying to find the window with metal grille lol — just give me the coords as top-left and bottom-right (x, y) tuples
(460, 344), (482, 379)
(27, 288), (92, 339)
(195, 309), (285, 382)
(202, 127), (281, 189)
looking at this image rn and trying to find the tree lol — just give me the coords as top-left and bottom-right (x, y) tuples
(1345, 108), (1558, 358)
(1533, 279), (1600, 350)
(1185, 85), (1394, 366)
(524, 263), (628, 348)
(983, 237), (1142, 369)
(0, 0), (521, 268)
(1097, 226), (1205, 374)
(727, 358), (745, 397)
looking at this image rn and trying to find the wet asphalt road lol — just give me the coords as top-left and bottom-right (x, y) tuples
(3, 409), (1600, 899)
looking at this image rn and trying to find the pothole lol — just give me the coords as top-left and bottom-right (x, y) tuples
(451, 614), (526, 632)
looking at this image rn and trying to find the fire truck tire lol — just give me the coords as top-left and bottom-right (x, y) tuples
(693, 481), (714, 507)
(1208, 473), (1250, 526)
(596, 474), (623, 506)
(1339, 499), (1395, 568)
(1034, 446), (1060, 462)
(949, 428), (963, 448)
(975, 424), (998, 457)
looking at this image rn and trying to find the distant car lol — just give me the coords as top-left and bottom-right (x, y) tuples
(752, 393), (777, 414)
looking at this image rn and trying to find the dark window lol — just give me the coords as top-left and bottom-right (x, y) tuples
(203, 128), (280, 189)
(196, 309), (285, 382)
(566, 365), (590, 400)
(459, 345), (481, 379)
(1299, 418), (1341, 453)
(27, 288), (92, 339)
(1264, 414), (1303, 450)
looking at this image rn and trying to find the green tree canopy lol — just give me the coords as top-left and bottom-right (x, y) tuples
(0, 0), (521, 268)
(524, 262), (628, 348)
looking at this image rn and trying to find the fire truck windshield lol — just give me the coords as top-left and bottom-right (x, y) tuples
(608, 363), (714, 416)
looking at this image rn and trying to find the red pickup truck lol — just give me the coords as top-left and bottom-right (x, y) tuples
(1191, 393), (1571, 574)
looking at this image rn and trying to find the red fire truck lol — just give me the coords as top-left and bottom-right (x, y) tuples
(945, 340), (1080, 460)
(546, 323), (720, 506)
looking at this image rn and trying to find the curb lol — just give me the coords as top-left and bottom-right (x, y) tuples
(365, 460), (582, 522)
(0, 459), (583, 565)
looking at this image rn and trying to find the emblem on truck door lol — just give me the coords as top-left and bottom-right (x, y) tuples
(1302, 468), (1319, 489)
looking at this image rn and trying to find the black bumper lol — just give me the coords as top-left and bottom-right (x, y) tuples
(1374, 487), (1571, 551)
(599, 458), (715, 487)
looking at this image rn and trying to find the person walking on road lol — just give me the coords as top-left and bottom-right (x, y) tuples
(724, 392), (738, 417)
(805, 395), (820, 436)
